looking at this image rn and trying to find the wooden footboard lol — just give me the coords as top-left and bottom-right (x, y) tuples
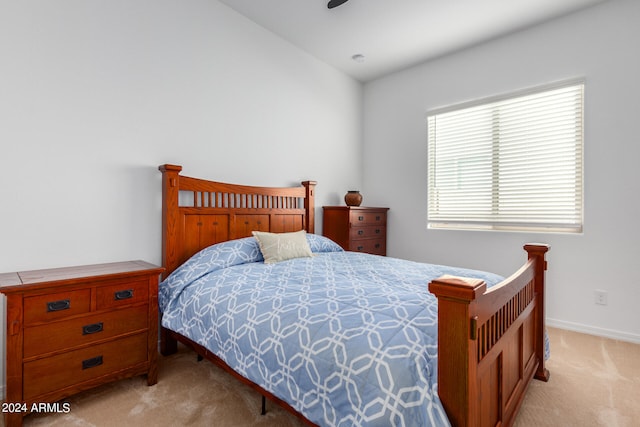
(428, 244), (550, 427)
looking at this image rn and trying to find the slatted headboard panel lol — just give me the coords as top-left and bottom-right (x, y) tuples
(159, 164), (316, 276)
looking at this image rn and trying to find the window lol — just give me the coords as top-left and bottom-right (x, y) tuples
(427, 81), (583, 233)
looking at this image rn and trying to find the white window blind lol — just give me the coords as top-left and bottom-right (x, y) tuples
(427, 81), (583, 233)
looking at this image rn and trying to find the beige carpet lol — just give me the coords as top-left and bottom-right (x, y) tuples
(514, 328), (640, 427)
(5, 327), (638, 427)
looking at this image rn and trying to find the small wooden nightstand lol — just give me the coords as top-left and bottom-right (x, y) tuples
(0, 260), (164, 427)
(323, 206), (389, 256)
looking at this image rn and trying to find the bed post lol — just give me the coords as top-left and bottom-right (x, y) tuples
(158, 164), (182, 356)
(428, 276), (486, 427)
(525, 243), (551, 382)
(158, 164), (182, 278)
(302, 181), (316, 234)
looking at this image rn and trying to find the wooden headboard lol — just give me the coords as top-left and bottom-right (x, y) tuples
(159, 164), (316, 277)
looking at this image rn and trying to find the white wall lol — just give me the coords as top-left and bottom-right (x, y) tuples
(0, 0), (362, 398)
(362, 0), (640, 343)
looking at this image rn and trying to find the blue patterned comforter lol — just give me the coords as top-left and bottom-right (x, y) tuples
(159, 235), (504, 427)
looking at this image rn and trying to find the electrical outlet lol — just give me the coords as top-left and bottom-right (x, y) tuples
(594, 290), (608, 306)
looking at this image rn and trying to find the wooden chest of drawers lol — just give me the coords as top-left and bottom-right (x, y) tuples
(322, 206), (389, 256)
(0, 261), (164, 427)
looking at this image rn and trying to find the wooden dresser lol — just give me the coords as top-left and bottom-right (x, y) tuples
(322, 206), (389, 256)
(0, 260), (164, 427)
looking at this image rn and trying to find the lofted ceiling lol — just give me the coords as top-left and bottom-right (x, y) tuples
(218, 0), (607, 82)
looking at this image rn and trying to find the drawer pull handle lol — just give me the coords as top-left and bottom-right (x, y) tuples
(375, 229), (381, 234)
(47, 299), (70, 312)
(375, 243), (381, 248)
(376, 216), (381, 221)
(357, 230), (364, 235)
(357, 246), (364, 251)
(358, 216), (364, 221)
(82, 355), (103, 370)
(114, 289), (134, 300)
(82, 322), (104, 335)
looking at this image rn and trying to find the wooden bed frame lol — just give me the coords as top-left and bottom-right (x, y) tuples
(158, 164), (550, 427)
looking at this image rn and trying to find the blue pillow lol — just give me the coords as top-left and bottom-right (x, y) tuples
(306, 233), (344, 253)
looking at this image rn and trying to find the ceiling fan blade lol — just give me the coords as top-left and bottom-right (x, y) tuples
(327, 0), (349, 9)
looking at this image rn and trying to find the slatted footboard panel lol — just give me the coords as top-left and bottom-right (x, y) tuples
(476, 280), (535, 360)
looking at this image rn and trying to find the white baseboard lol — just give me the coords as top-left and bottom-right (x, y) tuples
(547, 318), (640, 344)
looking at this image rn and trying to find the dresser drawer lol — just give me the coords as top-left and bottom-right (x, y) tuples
(349, 211), (386, 226)
(23, 333), (148, 399)
(349, 225), (386, 240)
(96, 278), (149, 310)
(24, 289), (91, 325)
(23, 305), (149, 358)
(349, 239), (386, 255)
